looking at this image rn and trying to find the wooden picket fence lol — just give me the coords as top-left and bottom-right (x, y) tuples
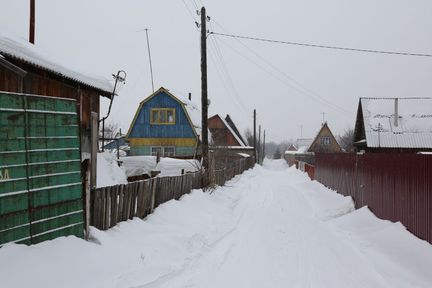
(90, 172), (202, 230)
(90, 157), (254, 230)
(214, 157), (255, 186)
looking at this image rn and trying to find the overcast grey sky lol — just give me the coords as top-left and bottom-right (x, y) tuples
(1, 0), (432, 142)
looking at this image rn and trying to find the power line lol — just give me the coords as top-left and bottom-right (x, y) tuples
(189, 0), (199, 11)
(207, 35), (251, 119)
(181, 0), (198, 23)
(214, 23), (350, 113)
(213, 34), (352, 119)
(210, 31), (432, 57)
(210, 21), (352, 117)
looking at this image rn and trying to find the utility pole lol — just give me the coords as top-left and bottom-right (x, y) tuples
(144, 28), (155, 93)
(258, 125), (261, 164)
(321, 112), (326, 124)
(253, 109), (257, 163)
(262, 130), (266, 161)
(29, 0), (35, 44)
(200, 7), (209, 176)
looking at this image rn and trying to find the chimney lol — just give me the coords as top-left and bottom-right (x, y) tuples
(188, 92), (191, 101)
(29, 0), (35, 44)
(394, 98), (399, 127)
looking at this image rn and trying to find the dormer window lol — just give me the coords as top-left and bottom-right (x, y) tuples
(150, 108), (176, 124)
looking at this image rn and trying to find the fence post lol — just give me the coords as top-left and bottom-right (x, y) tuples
(151, 177), (157, 212)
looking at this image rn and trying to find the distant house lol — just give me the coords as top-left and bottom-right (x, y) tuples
(286, 144), (297, 152)
(284, 139), (313, 166)
(0, 33), (113, 154)
(208, 114), (254, 161)
(126, 87), (201, 157)
(353, 97), (432, 153)
(308, 122), (342, 153)
(208, 114), (246, 147)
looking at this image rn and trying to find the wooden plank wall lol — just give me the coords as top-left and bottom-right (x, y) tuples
(90, 157), (255, 230)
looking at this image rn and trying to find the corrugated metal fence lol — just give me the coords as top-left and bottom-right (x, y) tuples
(0, 92), (83, 247)
(315, 153), (432, 243)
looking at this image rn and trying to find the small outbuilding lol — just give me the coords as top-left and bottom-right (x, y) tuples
(0, 33), (113, 153)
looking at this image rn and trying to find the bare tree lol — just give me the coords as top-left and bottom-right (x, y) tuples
(338, 128), (355, 152)
(273, 147), (282, 159)
(100, 122), (121, 139)
(244, 129), (254, 146)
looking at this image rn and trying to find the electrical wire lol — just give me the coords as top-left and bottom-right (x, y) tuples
(208, 36), (252, 119)
(181, 0), (198, 24)
(210, 31), (432, 57)
(211, 20), (351, 116)
(213, 34), (352, 119)
(189, 0), (199, 11)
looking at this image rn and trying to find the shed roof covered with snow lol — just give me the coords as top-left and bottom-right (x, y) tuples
(354, 97), (432, 150)
(0, 33), (112, 95)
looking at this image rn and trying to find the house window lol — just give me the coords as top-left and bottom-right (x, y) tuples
(150, 108), (176, 124)
(151, 146), (162, 156)
(151, 146), (175, 157)
(163, 147), (175, 157)
(320, 136), (331, 146)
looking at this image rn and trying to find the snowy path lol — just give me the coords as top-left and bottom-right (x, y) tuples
(136, 161), (388, 288)
(1, 160), (431, 288)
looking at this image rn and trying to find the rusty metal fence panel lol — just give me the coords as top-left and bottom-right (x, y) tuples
(315, 153), (432, 243)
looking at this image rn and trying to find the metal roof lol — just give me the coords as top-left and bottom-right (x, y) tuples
(360, 97), (432, 148)
(0, 33), (113, 94)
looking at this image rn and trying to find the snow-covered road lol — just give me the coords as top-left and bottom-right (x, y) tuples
(1, 160), (431, 288)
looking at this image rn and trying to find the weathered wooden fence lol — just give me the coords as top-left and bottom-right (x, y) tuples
(315, 153), (432, 244)
(91, 157), (254, 230)
(214, 157), (255, 186)
(91, 172), (202, 230)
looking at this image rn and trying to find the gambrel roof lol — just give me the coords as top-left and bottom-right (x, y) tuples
(126, 87), (201, 139)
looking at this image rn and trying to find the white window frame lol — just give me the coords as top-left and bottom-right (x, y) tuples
(163, 146), (175, 157)
(151, 146), (162, 156)
(320, 136), (331, 146)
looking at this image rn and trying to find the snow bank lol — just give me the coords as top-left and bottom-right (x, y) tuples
(1, 160), (431, 288)
(156, 158), (201, 177)
(0, 168), (256, 288)
(121, 156), (201, 177)
(328, 207), (432, 288)
(295, 173), (355, 220)
(293, 168), (432, 287)
(97, 152), (128, 187)
(120, 155), (157, 177)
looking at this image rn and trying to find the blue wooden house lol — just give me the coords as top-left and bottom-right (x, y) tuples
(126, 87), (201, 157)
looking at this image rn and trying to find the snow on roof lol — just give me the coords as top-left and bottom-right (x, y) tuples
(360, 97), (432, 148)
(295, 138), (313, 152)
(176, 94), (202, 137)
(220, 116), (246, 146)
(0, 33), (113, 94)
(237, 153), (251, 158)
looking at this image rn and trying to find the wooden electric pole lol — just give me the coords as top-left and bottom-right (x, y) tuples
(200, 7), (209, 175)
(253, 109), (257, 163)
(263, 130), (266, 161)
(29, 0), (35, 44)
(258, 125), (261, 164)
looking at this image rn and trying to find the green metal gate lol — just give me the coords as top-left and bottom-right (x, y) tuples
(0, 92), (84, 246)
